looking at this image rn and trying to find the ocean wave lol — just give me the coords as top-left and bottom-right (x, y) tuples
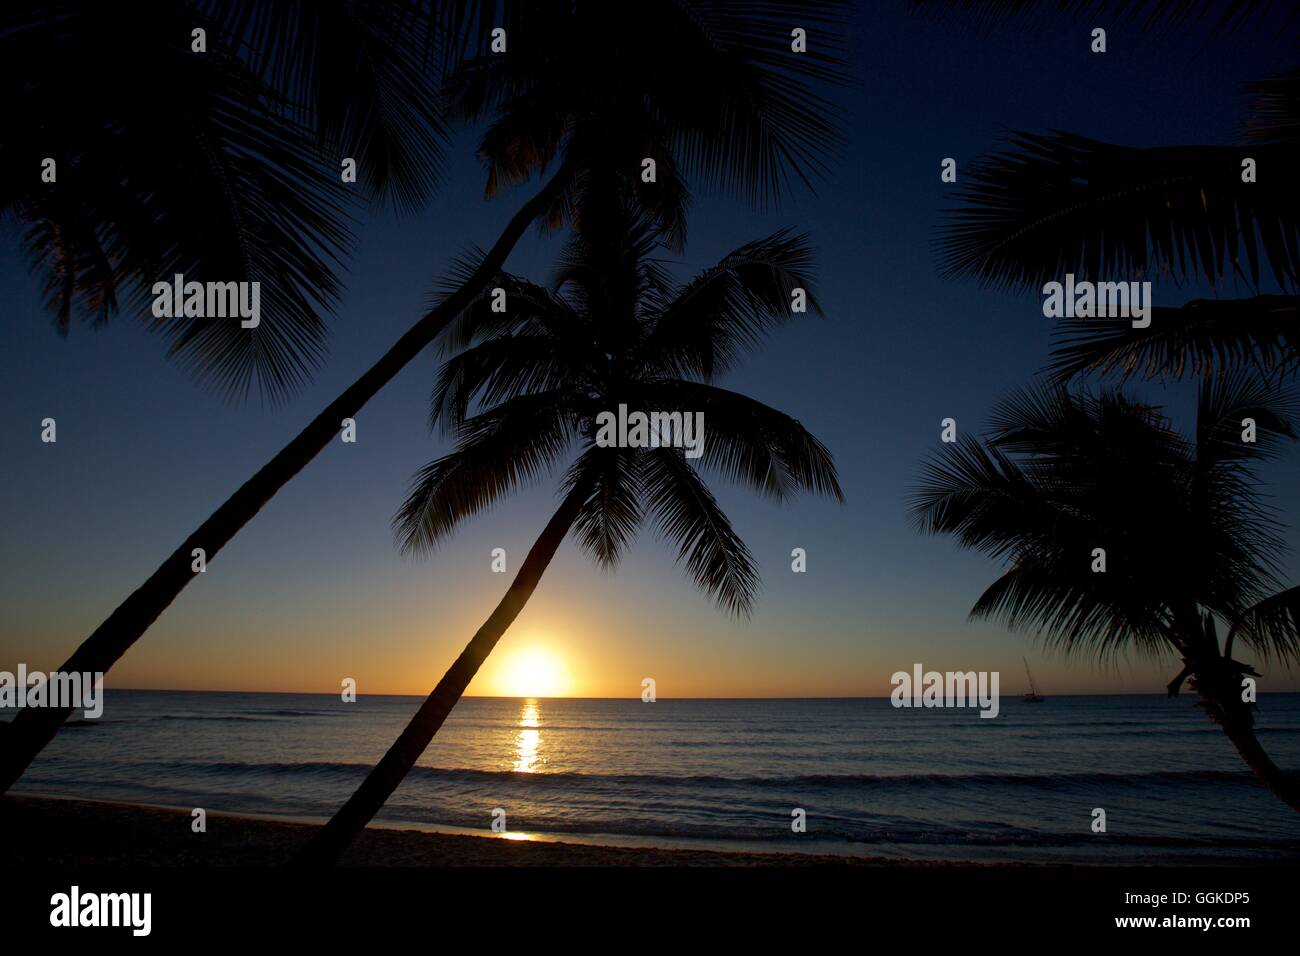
(109, 760), (1277, 793)
(57, 711), (352, 726)
(149, 715), (283, 723)
(362, 803), (1300, 852)
(144, 712), (348, 723)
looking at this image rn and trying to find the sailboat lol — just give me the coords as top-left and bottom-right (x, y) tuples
(1022, 658), (1045, 703)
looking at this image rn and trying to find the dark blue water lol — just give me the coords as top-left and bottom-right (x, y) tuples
(9, 691), (1300, 862)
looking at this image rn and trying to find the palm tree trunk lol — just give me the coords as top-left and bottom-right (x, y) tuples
(291, 480), (590, 866)
(0, 160), (572, 796)
(1217, 717), (1300, 813)
(1192, 666), (1300, 813)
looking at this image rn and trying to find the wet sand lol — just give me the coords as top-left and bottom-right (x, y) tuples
(3, 795), (929, 866)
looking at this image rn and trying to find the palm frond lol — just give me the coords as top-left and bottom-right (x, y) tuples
(431, 333), (589, 433)
(2, 1), (361, 403)
(562, 445), (644, 568)
(642, 230), (819, 380)
(1246, 67), (1300, 144)
(641, 448), (760, 616)
(937, 131), (1300, 292)
(1194, 370), (1299, 466)
(1231, 584), (1300, 664)
(207, 0), (449, 211)
(910, 382), (1296, 660)
(395, 389), (579, 554)
(446, 0), (851, 220)
(971, 563), (1174, 662)
(429, 253), (583, 352)
(663, 0), (851, 207)
(637, 380), (843, 502)
(1049, 296), (1300, 382)
(910, 435), (1067, 563)
(552, 205), (665, 339)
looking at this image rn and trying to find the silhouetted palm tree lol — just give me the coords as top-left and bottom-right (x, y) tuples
(2, 0), (448, 399)
(0, 0), (849, 792)
(924, 2), (1300, 382)
(294, 209), (844, 863)
(909, 376), (1300, 811)
(915, 0), (1300, 390)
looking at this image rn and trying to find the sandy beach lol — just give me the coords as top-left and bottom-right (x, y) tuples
(2, 795), (918, 867)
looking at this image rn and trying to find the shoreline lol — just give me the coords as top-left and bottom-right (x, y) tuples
(2, 795), (931, 867)
(8, 794), (1292, 867)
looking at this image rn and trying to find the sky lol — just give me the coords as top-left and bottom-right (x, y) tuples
(3, 4), (1299, 698)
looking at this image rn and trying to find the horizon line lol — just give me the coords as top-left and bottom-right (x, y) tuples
(81, 687), (1295, 700)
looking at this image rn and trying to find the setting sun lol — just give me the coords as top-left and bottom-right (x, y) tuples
(493, 647), (571, 698)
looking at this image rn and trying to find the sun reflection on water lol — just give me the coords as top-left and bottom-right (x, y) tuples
(514, 698), (542, 773)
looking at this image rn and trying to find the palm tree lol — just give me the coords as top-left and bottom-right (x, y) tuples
(293, 209), (844, 864)
(2, 0), (449, 400)
(920, 1), (1300, 382)
(0, 0), (849, 793)
(939, 124), (1300, 384)
(909, 375), (1300, 811)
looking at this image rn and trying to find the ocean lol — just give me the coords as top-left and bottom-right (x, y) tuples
(10, 691), (1300, 863)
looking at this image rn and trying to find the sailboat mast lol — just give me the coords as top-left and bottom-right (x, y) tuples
(1023, 657), (1038, 696)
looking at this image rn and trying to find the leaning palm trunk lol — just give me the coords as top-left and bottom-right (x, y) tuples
(0, 163), (571, 795)
(292, 481), (590, 866)
(1190, 662), (1300, 813)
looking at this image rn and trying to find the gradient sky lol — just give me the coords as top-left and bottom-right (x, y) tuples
(3, 5), (1299, 698)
